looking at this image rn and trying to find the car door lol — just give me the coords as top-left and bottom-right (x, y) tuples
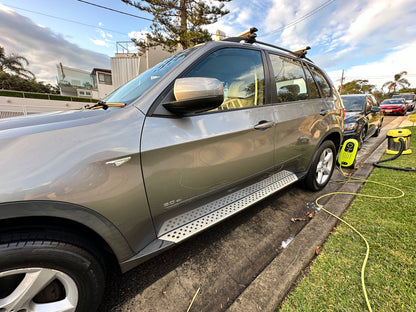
(365, 95), (381, 136)
(140, 47), (276, 236)
(266, 53), (326, 173)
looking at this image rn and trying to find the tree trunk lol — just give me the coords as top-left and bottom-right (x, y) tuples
(179, 0), (188, 49)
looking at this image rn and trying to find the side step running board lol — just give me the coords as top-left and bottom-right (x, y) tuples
(158, 170), (298, 243)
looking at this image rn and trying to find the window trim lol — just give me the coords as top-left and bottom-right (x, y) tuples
(304, 63), (333, 98)
(267, 52), (313, 104)
(150, 46), (271, 117)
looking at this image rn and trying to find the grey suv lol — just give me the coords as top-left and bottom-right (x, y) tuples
(0, 34), (344, 311)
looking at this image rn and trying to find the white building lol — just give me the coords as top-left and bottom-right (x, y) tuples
(56, 64), (113, 100)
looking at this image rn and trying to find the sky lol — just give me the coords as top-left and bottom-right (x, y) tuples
(0, 0), (415, 91)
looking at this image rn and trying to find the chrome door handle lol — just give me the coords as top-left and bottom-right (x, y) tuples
(254, 121), (274, 130)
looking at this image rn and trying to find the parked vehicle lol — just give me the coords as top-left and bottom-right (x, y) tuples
(392, 93), (415, 111)
(0, 32), (344, 312)
(380, 98), (408, 115)
(341, 94), (383, 149)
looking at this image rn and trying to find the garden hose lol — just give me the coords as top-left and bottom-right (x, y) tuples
(316, 166), (405, 312)
(373, 138), (416, 171)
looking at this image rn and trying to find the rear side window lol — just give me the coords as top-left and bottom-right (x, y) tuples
(269, 54), (308, 102)
(186, 48), (265, 110)
(309, 66), (331, 97)
(303, 66), (320, 99)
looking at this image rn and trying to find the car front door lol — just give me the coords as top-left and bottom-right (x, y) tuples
(365, 95), (382, 136)
(140, 47), (276, 236)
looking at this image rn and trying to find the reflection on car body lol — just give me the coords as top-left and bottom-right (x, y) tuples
(341, 94), (383, 149)
(0, 33), (344, 312)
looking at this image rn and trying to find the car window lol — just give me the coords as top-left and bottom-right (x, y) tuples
(341, 96), (365, 112)
(185, 48), (265, 110)
(303, 65), (321, 99)
(366, 98), (372, 112)
(103, 48), (197, 105)
(269, 54), (308, 102)
(309, 66), (331, 97)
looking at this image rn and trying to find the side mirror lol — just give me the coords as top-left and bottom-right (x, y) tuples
(371, 106), (381, 113)
(163, 77), (224, 115)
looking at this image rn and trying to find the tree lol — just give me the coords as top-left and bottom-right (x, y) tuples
(382, 71), (410, 93)
(0, 72), (59, 93)
(122, 0), (231, 51)
(0, 46), (35, 80)
(339, 80), (375, 95)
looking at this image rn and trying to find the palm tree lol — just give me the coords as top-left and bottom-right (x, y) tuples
(382, 71), (410, 93)
(0, 46), (35, 80)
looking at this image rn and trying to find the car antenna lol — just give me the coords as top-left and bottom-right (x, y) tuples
(222, 27), (312, 62)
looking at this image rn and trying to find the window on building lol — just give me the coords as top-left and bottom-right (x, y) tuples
(98, 73), (112, 85)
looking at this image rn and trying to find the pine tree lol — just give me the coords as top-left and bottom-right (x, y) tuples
(122, 0), (231, 51)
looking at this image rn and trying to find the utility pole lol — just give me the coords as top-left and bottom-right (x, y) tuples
(339, 70), (345, 94)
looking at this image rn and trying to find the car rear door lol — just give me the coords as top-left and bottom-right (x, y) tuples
(266, 53), (327, 173)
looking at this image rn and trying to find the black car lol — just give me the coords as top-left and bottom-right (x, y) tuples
(341, 94), (384, 149)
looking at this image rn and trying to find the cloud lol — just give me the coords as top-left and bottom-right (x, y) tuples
(90, 39), (109, 47)
(327, 40), (416, 90)
(0, 6), (110, 85)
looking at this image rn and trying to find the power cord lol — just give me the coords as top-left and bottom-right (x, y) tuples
(316, 166), (405, 312)
(373, 138), (416, 171)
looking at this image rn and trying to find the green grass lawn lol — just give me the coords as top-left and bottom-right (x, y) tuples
(279, 126), (416, 312)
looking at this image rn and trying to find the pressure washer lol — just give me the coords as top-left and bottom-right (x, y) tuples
(373, 129), (416, 171)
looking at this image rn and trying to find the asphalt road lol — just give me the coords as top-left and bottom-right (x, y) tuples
(99, 114), (405, 312)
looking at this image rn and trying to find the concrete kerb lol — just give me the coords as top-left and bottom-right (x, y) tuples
(226, 117), (408, 312)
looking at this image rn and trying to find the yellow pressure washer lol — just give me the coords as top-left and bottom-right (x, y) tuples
(374, 129), (416, 171)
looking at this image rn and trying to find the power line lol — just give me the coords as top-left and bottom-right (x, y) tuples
(264, 0), (336, 36)
(76, 0), (153, 22)
(3, 4), (129, 35)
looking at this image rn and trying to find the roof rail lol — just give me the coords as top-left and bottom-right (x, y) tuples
(222, 27), (312, 61)
(222, 27), (258, 44)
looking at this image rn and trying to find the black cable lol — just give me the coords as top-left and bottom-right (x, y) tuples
(76, 0), (153, 21)
(373, 138), (416, 171)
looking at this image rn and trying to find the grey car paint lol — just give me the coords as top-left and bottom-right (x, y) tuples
(141, 105), (277, 235)
(0, 40), (343, 276)
(0, 106), (153, 261)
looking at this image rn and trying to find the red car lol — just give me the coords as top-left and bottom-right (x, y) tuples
(380, 98), (408, 115)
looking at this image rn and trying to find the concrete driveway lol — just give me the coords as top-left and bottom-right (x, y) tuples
(99, 115), (407, 312)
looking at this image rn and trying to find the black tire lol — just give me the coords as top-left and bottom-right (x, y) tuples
(0, 232), (105, 312)
(357, 128), (366, 150)
(302, 140), (336, 191)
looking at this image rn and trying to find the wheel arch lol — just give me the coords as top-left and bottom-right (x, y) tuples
(321, 130), (342, 152)
(0, 200), (134, 268)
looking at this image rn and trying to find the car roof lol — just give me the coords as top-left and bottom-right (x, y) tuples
(341, 94), (368, 97)
(203, 40), (317, 66)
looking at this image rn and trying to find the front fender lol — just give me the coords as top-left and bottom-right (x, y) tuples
(0, 200), (134, 262)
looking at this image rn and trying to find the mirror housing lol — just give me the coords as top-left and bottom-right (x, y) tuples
(371, 106), (381, 113)
(163, 77), (224, 115)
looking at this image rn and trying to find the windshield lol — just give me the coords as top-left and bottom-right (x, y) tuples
(341, 96), (365, 112)
(382, 99), (404, 104)
(102, 47), (197, 105)
(392, 94), (414, 101)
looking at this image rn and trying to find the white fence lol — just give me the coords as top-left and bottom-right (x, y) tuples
(0, 96), (89, 119)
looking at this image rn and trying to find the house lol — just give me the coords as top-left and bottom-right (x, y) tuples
(110, 41), (174, 89)
(56, 64), (113, 100)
